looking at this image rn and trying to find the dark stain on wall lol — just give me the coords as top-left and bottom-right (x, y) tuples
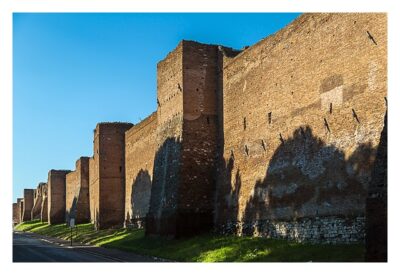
(320, 75), (344, 93)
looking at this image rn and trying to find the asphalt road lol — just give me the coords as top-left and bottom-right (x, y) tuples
(13, 231), (166, 262)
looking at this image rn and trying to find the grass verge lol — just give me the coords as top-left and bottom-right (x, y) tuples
(14, 220), (365, 262)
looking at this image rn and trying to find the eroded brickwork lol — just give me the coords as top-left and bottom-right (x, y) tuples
(15, 198), (23, 224)
(214, 13), (387, 243)
(15, 13), (386, 245)
(124, 112), (157, 228)
(22, 189), (34, 222)
(41, 184), (48, 222)
(31, 182), (46, 220)
(90, 122), (133, 229)
(146, 43), (184, 236)
(48, 170), (70, 224)
(146, 41), (232, 237)
(13, 203), (20, 225)
(66, 157), (90, 224)
(18, 199), (24, 223)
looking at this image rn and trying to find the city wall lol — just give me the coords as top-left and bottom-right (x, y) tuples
(66, 157), (90, 224)
(124, 112), (157, 228)
(40, 184), (48, 222)
(13, 203), (20, 225)
(22, 189), (34, 222)
(31, 182), (46, 220)
(214, 13), (387, 243)
(18, 199), (24, 223)
(14, 14), (387, 245)
(89, 122), (133, 229)
(147, 41), (227, 237)
(48, 170), (71, 224)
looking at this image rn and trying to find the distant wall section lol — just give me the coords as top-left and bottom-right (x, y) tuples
(124, 112), (157, 228)
(66, 157), (90, 224)
(48, 170), (70, 224)
(22, 189), (34, 222)
(90, 122), (133, 229)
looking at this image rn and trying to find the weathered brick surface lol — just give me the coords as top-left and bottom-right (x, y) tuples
(89, 122), (133, 229)
(31, 182), (46, 220)
(214, 13), (387, 243)
(48, 170), (71, 224)
(15, 13), (386, 246)
(15, 198), (23, 224)
(146, 43), (184, 236)
(18, 199), (24, 222)
(66, 157), (90, 224)
(124, 112), (157, 228)
(41, 184), (48, 222)
(13, 203), (20, 225)
(89, 156), (97, 223)
(22, 189), (34, 222)
(146, 41), (233, 237)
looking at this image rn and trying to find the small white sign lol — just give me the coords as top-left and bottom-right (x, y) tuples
(70, 218), (75, 228)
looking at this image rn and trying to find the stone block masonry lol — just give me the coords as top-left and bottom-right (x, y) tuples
(66, 157), (90, 224)
(22, 189), (34, 222)
(89, 122), (133, 229)
(125, 112), (157, 228)
(48, 170), (71, 224)
(31, 182), (46, 220)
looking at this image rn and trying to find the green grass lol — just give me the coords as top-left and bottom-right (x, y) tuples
(14, 220), (365, 262)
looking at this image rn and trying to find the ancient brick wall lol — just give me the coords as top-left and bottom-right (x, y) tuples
(13, 203), (19, 225)
(124, 112), (157, 228)
(31, 182), (46, 220)
(40, 184), (48, 222)
(16, 198), (23, 224)
(18, 199), (24, 222)
(66, 168), (77, 221)
(22, 189), (34, 222)
(147, 41), (223, 237)
(89, 157), (97, 223)
(215, 13), (387, 243)
(177, 41), (220, 236)
(48, 170), (70, 224)
(66, 157), (90, 224)
(90, 122), (133, 229)
(147, 42), (184, 236)
(366, 111), (387, 261)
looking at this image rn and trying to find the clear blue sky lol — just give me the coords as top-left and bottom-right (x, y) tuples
(13, 13), (301, 201)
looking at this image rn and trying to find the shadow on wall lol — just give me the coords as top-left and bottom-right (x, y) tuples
(243, 126), (374, 236)
(215, 150), (242, 227)
(218, 124), (384, 243)
(66, 197), (78, 224)
(125, 169), (152, 228)
(366, 111), (387, 261)
(146, 137), (182, 237)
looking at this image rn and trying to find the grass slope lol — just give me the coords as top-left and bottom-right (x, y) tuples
(14, 220), (365, 262)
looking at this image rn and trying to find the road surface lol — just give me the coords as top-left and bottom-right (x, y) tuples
(13, 231), (166, 262)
